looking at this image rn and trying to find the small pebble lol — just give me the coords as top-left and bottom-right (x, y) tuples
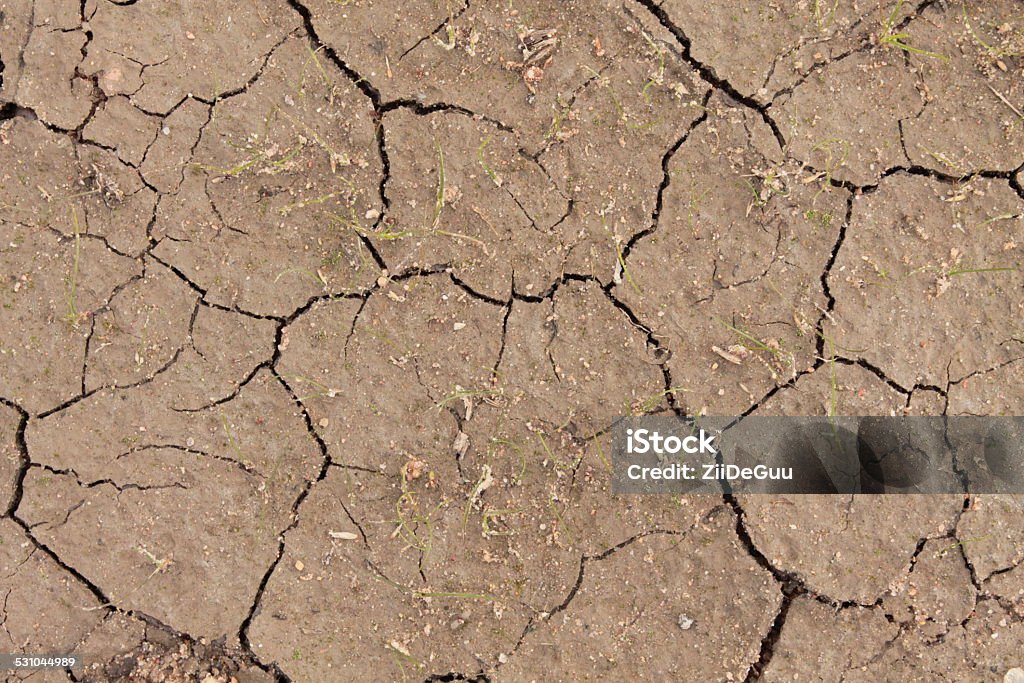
(678, 615), (694, 630)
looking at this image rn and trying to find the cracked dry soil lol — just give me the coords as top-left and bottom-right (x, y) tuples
(0, 0), (1022, 681)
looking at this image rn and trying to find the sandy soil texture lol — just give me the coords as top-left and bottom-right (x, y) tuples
(1, 0), (1023, 680)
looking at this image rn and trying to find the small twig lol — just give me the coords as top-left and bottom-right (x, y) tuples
(986, 84), (1024, 120)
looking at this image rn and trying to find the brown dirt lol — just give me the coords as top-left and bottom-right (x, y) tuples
(0, 0), (1022, 681)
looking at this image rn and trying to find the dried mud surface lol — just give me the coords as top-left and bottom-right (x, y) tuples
(0, 0), (1023, 681)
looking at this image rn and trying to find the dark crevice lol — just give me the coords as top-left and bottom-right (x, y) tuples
(806, 181), (959, 401)
(396, 0), (470, 63)
(832, 357), (946, 398)
(815, 190), (855, 359)
(392, 262), (453, 282)
(512, 271), (597, 303)
(546, 530), (663, 621)
(132, 93), (194, 120)
(743, 588), (796, 683)
(630, 0), (786, 150)
(736, 369), (813, 419)
(328, 461), (391, 477)
(8, 517), (114, 617)
(224, 516), (306, 636)
(728, 507), (794, 683)
(448, 272), (509, 307)
(540, 512), (719, 634)
(491, 294), (514, 379)
(0, 101), (36, 121)
(277, 3), (395, 275)
(371, 116), (392, 238)
(103, 344), (186, 392)
(285, 0), (381, 106)
(337, 496), (370, 549)
(985, 555), (1024, 581)
(147, 254), (287, 322)
(770, 0), (948, 107)
(949, 352), (1024, 387)
(342, 292), (373, 360)
(0, 100), (81, 138)
(937, 411), (970, 491)
(276, 290), (368, 344)
(803, 164), (867, 195)
(724, 496), (888, 680)
(203, 180), (249, 237)
(35, 387), (102, 420)
(189, 32), (295, 109)
(725, 495), (802, 594)
(620, 89), (713, 262)
(423, 673), (490, 683)
(881, 163), (1016, 183)
(897, 118), (912, 164)
(769, 43), (864, 107)
(116, 443), (263, 478)
(1010, 166), (1024, 201)
(379, 98), (514, 133)
(357, 229), (389, 272)
(236, 368), (334, 682)
(253, 264), (467, 373)
(952, 496), (985, 593)
(29, 462), (187, 495)
(601, 285), (681, 415)
(498, 615), (535, 671)
(170, 361), (272, 414)
(795, 159), (1019, 199)
(80, 315), (96, 395)
(0, 397), (30, 518)
(758, 2), (875, 98)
